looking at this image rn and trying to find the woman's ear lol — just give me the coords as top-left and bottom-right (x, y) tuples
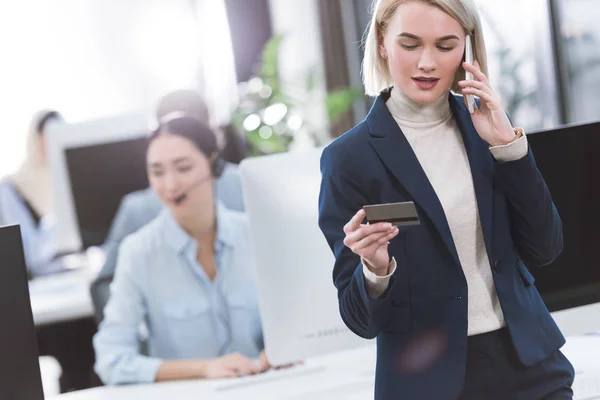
(378, 33), (387, 58)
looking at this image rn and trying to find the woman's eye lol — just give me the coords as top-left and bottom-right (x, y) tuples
(401, 44), (419, 50)
(177, 165), (193, 173)
(438, 46), (454, 52)
(150, 170), (164, 178)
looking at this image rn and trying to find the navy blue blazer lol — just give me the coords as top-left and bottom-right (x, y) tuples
(318, 90), (565, 400)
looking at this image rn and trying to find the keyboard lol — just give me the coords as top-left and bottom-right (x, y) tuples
(213, 364), (327, 391)
(574, 370), (600, 400)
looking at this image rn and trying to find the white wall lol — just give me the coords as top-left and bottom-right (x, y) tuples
(0, 0), (204, 176)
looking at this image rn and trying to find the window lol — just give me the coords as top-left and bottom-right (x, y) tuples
(474, 0), (559, 131)
(552, 0), (600, 124)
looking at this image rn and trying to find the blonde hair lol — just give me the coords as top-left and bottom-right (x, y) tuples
(362, 0), (488, 96)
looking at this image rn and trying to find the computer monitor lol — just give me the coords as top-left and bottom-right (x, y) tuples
(526, 121), (600, 336)
(240, 148), (371, 366)
(0, 225), (45, 400)
(46, 113), (151, 253)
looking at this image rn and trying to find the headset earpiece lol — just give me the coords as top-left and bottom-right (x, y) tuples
(211, 156), (225, 178)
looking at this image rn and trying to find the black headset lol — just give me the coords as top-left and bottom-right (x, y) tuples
(210, 154), (226, 179)
(36, 111), (61, 134)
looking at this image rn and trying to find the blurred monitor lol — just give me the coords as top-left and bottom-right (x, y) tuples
(46, 113), (150, 253)
(240, 148), (371, 366)
(0, 225), (44, 400)
(528, 120), (600, 336)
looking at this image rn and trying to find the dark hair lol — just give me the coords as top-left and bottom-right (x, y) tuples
(220, 123), (249, 164)
(36, 110), (61, 134)
(149, 114), (225, 178)
(155, 89), (250, 164)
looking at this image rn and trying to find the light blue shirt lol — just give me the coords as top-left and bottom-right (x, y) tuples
(95, 162), (243, 281)
(0, 181), (65, 276)
(93, 204), (263, 385)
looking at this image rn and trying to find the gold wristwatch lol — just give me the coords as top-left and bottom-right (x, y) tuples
(491, 127), (524, 147)
(512, 127), (525, 142)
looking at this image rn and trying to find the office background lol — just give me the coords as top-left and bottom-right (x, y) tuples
(1, 0), (599, 177)
(0, 0), (599, 397)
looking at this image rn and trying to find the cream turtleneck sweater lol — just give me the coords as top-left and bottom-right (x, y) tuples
(363, 87), (528, 336)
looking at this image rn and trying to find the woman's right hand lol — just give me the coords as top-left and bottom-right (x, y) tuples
(343, 209), (399, 273)
(203, 353), (264, 379)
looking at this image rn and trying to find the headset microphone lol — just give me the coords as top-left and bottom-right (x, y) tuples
(173, 175), (212, 204)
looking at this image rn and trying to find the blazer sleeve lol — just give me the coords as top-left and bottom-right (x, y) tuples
(494, 147), (563, 266)
(317, 146), (394, 339)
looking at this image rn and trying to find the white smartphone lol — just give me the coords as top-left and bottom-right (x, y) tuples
(465, 35), (476, 113)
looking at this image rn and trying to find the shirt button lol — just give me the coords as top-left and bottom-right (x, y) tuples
(493, 260), (502, 273)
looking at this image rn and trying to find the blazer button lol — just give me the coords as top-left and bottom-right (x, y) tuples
(493, 260), (501, 273)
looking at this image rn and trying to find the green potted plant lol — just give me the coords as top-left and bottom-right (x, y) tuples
(231, 34), (362, 156)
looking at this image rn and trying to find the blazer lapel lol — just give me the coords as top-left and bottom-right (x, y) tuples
(449, 96), (494, 260)
(366, 92), (461, 270)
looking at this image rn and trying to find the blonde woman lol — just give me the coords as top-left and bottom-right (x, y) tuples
(318, 0), (574, 399)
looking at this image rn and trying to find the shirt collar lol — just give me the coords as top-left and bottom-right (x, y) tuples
(387, 86), (451, 124)
(160, 202), (237, 254)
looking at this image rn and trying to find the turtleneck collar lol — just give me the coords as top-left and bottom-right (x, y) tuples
(386, 86), (451, 126)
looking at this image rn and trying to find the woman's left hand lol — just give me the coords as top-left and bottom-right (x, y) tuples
(258, 350), (271, 372)
(458, 60), (517, 147)
(258, 349), (301, 371)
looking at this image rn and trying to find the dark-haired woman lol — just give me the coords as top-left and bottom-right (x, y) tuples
(93, 115), (266, 385)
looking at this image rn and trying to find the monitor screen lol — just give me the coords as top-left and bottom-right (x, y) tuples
(0, 225), (44, 400)
(65, 136), (149, 248)
(527, 121), (600, 312)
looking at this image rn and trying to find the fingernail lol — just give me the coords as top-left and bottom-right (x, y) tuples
(384, 223), (392, 228)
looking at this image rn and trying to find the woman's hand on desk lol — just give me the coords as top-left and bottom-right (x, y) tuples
(156, 353), (263, 381)
(258, 349), (301, 371)
(203, 353), (264, 378)
(258, 350), (270, 371)
(343, 209), (399, 274)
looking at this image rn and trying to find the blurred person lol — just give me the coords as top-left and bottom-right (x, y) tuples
(318, 0), (574, 399)
(155, 89), (248, 164)
(0, 110), (97, 392)
(91, 90), (245, 322)
(93, 115), (267, 385)
(0, 110), (65, 276)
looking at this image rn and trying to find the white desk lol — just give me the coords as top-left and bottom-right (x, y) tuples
(47, 347), (377, 400)
(29, 262), (100, 326)
(46, 336), (600, 400)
